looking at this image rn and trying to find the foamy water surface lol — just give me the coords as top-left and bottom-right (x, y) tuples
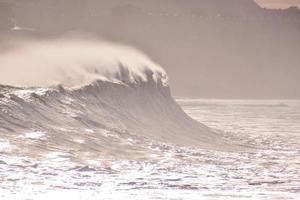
(0, 99), (299, 199)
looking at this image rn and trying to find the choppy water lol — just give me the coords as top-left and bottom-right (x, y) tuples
(1, 99), (300, 200)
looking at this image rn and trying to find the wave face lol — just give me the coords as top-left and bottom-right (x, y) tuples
(0, 38), (219, 160)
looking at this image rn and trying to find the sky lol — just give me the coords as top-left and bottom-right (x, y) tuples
(256, 0), (300, 9)
(1, 0), (300, 99)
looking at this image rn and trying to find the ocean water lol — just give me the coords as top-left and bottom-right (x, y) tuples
(1, 98), (300, 200)
(178, 99), (300, 199)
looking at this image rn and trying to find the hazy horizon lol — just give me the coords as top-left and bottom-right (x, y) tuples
(256, 0), (300, 9)
(1, 1), (300, 199)
(0, 0), (299, 99)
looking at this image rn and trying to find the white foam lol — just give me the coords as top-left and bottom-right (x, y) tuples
(74, 139), (85, 144)
(13, 88), (49, 99)
(85, 129), (95, 133)
(0, 139), (14, 152)
(24, 131), (46, 140)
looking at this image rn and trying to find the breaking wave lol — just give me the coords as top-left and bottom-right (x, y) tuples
(0, 38), (167, 88)
(0, 38), (222, 160)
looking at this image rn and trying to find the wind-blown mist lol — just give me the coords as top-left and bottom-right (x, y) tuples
(0, 2), (299, 199)
(0, 38), (167, 88)
(0, 37), (219, 152)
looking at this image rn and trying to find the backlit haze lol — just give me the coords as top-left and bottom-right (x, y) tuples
(0, 0), (299, 99)
(256, 0), (300, 9)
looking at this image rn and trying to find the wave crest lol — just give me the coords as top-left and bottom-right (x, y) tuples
(0, 38), (168, 88)
(0, 38), (227, 160)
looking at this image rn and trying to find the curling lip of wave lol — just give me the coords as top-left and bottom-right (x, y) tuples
(0, 39), (228, 158)
(0, 38), (168, 88)
(0, 77), (220, 154)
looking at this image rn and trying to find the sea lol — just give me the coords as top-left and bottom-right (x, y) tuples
(0, 96), (299, 200)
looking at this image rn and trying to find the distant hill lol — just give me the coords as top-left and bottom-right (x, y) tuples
(1, 0), (300, 98)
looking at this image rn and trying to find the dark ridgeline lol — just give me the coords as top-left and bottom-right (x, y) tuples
(0, 0), (300, 99)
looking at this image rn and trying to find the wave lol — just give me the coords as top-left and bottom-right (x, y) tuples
(0, 37), (167, 88)
(0, 38), (223, 160)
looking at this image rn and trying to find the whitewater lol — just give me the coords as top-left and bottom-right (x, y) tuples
(0, 39), (299, 199)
